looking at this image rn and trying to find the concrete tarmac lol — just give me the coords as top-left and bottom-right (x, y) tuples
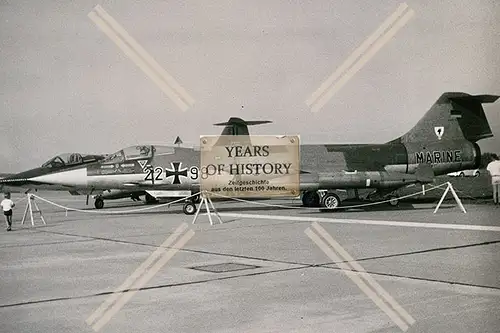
(1, 191), (499, 332)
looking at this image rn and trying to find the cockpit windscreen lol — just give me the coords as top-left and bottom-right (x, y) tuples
(41, 153), (85, 168)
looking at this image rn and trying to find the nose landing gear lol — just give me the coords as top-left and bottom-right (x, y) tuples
(183, 201), (196, 215)
(94, 196), (104, 209)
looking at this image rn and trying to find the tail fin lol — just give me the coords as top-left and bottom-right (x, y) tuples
(212, 117), (272, 146)
(392, 92), (499, 144)
(214, 117), (272, 136)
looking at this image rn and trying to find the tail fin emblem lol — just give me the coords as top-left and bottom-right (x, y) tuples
(434, 126), (444, 140)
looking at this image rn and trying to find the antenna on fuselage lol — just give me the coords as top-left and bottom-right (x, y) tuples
(174, 136), (183, 147)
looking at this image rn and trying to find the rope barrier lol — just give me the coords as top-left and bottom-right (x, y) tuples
(18, 181), (466, 216)
(29, 192), (201, 215)
(438, 186), (489, 201)
(206, 182), (451, 210)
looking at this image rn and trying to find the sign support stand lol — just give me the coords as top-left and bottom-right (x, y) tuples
(192, 191), (223, 226)
(21, 194), (46, 226)
(434, 182), (466, 214)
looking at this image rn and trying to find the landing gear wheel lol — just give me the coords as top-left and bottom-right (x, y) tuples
(388, 196), (399, 207)
(321, 193), (341, 210)
(94, 197), (104, 209)
(302, 191), (320, 207)
(183, 202), (196, 215)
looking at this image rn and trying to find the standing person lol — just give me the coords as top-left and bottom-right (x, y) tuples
(486, 154), (500, 205)
(1, 193), (15, 231)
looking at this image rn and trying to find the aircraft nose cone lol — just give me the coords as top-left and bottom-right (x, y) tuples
(0, 173), (30, 186)
(29, 168), (88, 187)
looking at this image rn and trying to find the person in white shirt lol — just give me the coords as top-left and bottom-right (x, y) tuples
(1, 193), (15, 231)
(486, 154), (500, 205)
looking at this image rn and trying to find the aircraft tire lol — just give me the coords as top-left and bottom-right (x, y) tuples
(302, 191), (320, 207)
(387, 195), (399, 207)
(321, 193), (341, 210)
(183, 202), (196, 215)
(94, 198), (104, 209)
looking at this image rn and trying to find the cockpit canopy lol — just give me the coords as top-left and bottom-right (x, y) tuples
(103, 145), (155, 164)
(41, 153), (103, 168)
(102, 145), (175, 164)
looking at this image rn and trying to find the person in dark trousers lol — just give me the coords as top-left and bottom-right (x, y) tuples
(1, 193), (15, 231)
(486, 154), (500, 205)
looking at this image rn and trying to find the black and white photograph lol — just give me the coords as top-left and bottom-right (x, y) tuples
(1, 1), (499, 332)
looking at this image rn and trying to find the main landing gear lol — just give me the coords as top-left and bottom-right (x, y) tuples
(319, 192), (341, 210)
(301, 191), (320, 207)
(302, 191), (342, 210)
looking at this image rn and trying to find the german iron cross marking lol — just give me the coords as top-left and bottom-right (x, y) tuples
(165, 162), (188, 184)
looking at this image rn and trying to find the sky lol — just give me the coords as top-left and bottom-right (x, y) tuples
(1, 0), (499, 172)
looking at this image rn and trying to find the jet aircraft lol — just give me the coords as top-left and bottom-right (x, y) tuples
(17, 92), (499, 214)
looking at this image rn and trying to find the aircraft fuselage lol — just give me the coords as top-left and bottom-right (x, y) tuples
(26, 139), (480, 192)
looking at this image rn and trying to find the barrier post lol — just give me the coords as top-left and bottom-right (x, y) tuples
(434, 182), (466, 214)
(21, 194), (47, 226)
(192, 191), (223, 226)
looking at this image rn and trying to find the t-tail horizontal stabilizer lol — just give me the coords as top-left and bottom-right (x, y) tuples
(214, 117), (272, 136)
(394, 92), (499, 144)
(213, 117), (272, 146)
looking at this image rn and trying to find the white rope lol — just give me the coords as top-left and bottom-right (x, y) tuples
(207, 183), (451, 210)
(22, 182), (458, 215)
(437, 186), (486, 201)
(29, 192), (201, 215)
